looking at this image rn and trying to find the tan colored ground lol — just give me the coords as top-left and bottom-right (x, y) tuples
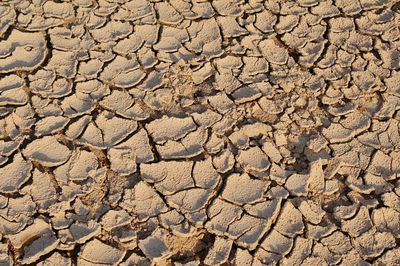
(0, 0), (400, 265)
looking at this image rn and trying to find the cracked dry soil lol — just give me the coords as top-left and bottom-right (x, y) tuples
(0, 0), (400, 265)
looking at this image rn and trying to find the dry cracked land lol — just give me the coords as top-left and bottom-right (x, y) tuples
(1, 0), (400, 265)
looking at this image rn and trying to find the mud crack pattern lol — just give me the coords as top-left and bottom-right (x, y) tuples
(1, 0), (400, 265)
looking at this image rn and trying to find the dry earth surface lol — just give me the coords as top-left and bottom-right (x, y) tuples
(0, 0), (400, 265)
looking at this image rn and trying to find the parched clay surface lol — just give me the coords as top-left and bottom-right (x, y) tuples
(1, 0), (400, 265)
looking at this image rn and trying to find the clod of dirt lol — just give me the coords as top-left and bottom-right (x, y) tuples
(23, 136), (71, 167)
